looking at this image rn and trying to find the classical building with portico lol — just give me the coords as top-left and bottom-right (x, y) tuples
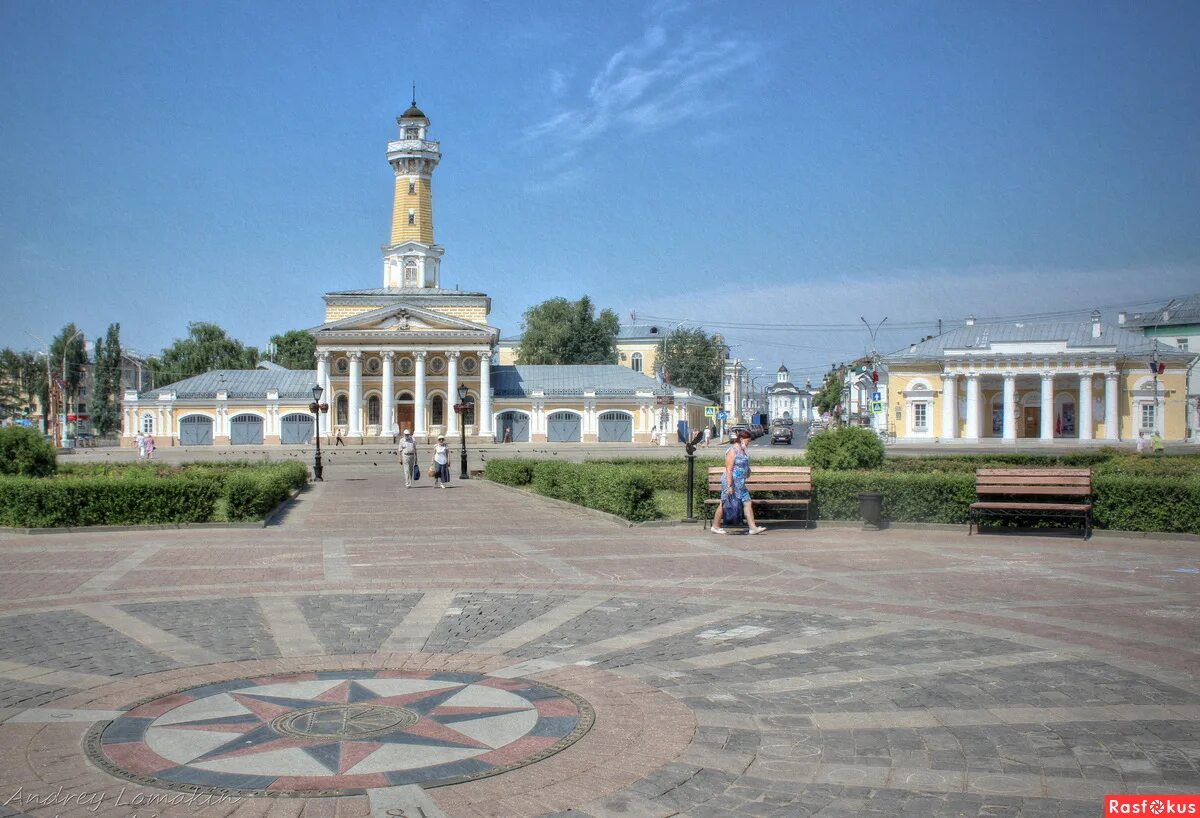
(121, 103), (707, 446)
(883, 314), (1195, 442)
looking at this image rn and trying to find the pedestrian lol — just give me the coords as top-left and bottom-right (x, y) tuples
(1136, 431), (1147, 455)
(432, 435), (450, 488)
(391, 421), (400, 444)
(502, 426), (513, 444)
(711, 428), (766, 535)
(135, 431), (146, 459)
(702, 424), (712, 447)
(144, 433), (155, 460)
(334, 427), (345, 446)
(650, 424), (657, 445)
(398, 429), (417, 488)
(1151, 431), (1165, 454)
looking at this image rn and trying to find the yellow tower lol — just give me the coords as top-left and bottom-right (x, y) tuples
(382, 97), (444, 289)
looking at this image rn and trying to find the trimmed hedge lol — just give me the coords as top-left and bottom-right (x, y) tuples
(0, 477), (221, 527)
(0, 427), (57, 477)
(0, 460), (309, 528)
(485, 459), (658, 522)
(805, 426), (885, 470)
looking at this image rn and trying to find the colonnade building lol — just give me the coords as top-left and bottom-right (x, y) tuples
(121, 104), (707, 447)
(883, 314), (1194, 441)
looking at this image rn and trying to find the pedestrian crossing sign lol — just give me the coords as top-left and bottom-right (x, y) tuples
(705, 405), (718, 417)
(870, 401), (884, 414)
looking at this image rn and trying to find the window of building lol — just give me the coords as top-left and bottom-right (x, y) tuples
(404, 259), (417, 285)
(913, 402), (928, 430)
(1178, 338), (1189, 352)
(432, 395), (445, 426)
(1140, 402), (1156, 431)
(367, 395), (381, 426)
(405, 127), (420, 139)
(142, 413), (154, 434)
(336, 395), (348, 426)
(630, 352), (643, 373)
(462, 396), (475, 426)
(408, 181), (416, 195)
(407, 209), (416, 225)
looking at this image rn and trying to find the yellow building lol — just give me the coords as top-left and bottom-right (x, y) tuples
(122, 103), (708, 447)
(882, 314), (1196, 442)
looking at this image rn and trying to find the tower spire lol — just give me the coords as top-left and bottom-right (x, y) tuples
(384, 102), (442, 289)
(412, 82), (416, 107)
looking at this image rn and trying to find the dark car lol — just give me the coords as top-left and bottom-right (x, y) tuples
(771, 424), (793, 445)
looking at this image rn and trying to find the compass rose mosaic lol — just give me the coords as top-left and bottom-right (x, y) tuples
(86, 670), (593, 796)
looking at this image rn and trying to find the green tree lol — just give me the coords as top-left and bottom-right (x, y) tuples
(659, 327), (724, 401)
(516, 297), (620, 365)
(268, 329), (317, 370)
(148, 322), (260, 384)
(49, 324), (88, 417)
(88, 323), (123, 436)
(813, 367), (846, 415)
(0, 350), (46, 423)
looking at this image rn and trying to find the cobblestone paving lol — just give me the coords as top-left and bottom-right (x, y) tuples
(0, 472), (1197, 817)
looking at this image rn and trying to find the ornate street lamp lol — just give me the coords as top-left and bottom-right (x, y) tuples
(309, 385), (329, 481)
(455, 383), (470, 479)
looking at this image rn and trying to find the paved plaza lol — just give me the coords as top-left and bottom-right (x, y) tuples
(0, 471), (1198, 817)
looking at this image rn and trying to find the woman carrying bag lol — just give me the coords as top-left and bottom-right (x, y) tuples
(432, 436), (451, 488)
(711, 428), (766, 535)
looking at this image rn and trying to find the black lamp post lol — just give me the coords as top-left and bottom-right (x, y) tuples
(456, 383), (470, 479)
(309, 385), (328, 481)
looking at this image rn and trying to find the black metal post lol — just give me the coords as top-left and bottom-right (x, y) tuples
(311, 402), (324, 481)
(683, 430), (703, 522)
(460, 432), (469, 479)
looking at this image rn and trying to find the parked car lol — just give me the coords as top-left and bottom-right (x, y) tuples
(771, 424), (793, 445)
(727, 424), (749, 442)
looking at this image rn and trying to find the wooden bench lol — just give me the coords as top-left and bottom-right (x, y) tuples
(704, 466), (814, 529)
(969, 468), (1093, 538)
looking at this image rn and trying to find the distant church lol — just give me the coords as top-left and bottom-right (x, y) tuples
(122, 103), (708, 446)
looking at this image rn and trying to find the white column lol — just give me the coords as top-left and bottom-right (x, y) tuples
(414, 352), (427, 437)
(479, 352), (493, 437)
(964, 373), (981, 440)
(316, 352), (329, 437)
(446, 351), (460, 437)
(1078, 372), (1093, 440)
(1002, 373), (1017, 441)
(381, 351), (395, 438)
(1105, 371), (1120, 440)
(1040, 371), (1054, 440)
(941, 374), (957, 440)
(348, 351), (363, 437)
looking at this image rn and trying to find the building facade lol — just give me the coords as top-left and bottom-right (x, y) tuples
(122, 104), (707, 446)
(1121, 295), (1200, 440)
(882, 314), (1195, 442)
(767, 365), (811, 423)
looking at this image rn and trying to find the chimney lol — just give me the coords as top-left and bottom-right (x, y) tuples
(965, 315), (976, 327)
(1092, 310), (1102, 338)
(1118, 311), (1127, 325)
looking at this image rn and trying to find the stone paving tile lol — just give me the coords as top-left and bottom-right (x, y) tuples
(591, 609), (868, 670)
(0, 679), (78, 711)
(295, 592), (423, 654)
(0, 610), (179, 678)
(120, 597), (279, 660)
(422, 591), (566, 654)
(507, 597), (721, 659)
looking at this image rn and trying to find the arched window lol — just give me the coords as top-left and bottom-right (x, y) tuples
(141, 413), (154, 434)
(462, 396), (475, 426)
(432, 395), (445, 426)
(631, 352), (643, 373)
(404, 259), (417, 285)
(367, 395), (381, 426)
(336, 395), (348, 426)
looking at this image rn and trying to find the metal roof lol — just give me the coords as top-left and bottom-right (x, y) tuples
(140, 369), (318, 400)
(617, 324), (667, 340)
(1123, 294), (1200, 329)
(492, 365), (671, 397)
(324, 287), (488, 297)
(883, 320), (1195, 362)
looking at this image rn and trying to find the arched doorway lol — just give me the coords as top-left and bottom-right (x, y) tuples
(230, 414), (264, 445)
(547, 411), (582, 443)
(280, 413), (314, 444)
(179, 415), (214, 446)
(395, 391), (415, 433)
(496, 411), (529, 442)
(598, 411), (633, 442)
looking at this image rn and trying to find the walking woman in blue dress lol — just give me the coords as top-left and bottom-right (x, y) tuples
(711, 429), (767, 535)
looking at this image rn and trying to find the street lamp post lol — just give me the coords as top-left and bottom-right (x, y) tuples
(455, 383), (470, 479)
(309, 385), (329, 481)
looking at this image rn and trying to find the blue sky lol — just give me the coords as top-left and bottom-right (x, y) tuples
(1, 0), (1198, 381)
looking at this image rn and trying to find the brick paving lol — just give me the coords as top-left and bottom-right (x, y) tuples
(0, 469), (1197, 816)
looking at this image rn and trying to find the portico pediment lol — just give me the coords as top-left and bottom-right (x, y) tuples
(309, 302), (498, 339)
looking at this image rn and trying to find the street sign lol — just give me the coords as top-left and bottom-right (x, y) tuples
(870, 401), (884, 414)
(704, 406), (718, 418)
(717, 410), (728, 421)
(871, 391), (881, 401)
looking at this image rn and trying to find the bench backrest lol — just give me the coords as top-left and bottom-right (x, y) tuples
(975, 468), (1092, 497)
(708, 466), (812, 492)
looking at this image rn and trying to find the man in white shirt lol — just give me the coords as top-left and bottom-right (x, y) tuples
(398, 429), (418, 488)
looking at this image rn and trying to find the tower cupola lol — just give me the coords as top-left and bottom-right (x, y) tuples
(777, 364), (789, 383)
(383, 95), (444, 289)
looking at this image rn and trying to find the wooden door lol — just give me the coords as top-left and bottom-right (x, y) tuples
(1023, 407), (1040, 438)
(396, 405), (414, 433)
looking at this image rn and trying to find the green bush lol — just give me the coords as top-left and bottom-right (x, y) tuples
(483, 459), (536, 486)
(0, 427), (57, 477)
(811, 471), (975, 523)
(486, 459), (657, 522)
(225, 462), (309, 521)
(804, 426), (885, 470)
(0, 477), (221, 527)
(1093, 475), (1200, 534)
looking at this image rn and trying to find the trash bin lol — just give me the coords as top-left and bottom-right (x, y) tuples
(857, 492), (884, 530)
